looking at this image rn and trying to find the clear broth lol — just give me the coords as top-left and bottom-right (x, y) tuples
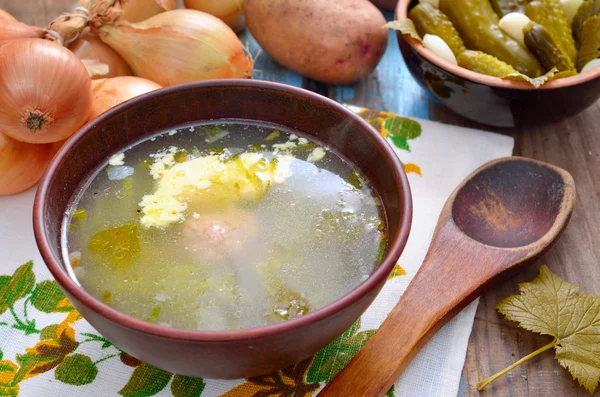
(63, 120), (387, 331)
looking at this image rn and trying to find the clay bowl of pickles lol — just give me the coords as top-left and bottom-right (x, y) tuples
(395, 0), (600, 127)
(34, 80), (412, 379)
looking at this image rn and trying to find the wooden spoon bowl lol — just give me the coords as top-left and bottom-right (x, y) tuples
(320, 157), (576, 396)
(453, 159), (567, 248)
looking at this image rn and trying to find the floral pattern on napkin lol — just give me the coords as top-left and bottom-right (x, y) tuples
(0, 262), (405, 397)
(0, 109), (419, 397)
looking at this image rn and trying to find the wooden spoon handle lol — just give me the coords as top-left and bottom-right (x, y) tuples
(318, 275), (455, 396)
(319, 225), (508, 397)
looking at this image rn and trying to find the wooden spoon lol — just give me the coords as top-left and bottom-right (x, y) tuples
(319, 157), (576, 397)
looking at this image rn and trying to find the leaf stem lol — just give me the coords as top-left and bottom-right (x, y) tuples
(9, 306), (27, 328)
(477, 338), (557, 391)
(23, 297), (31, 320)
(93, 353), (119, 366)
(9, 305), (40, 335)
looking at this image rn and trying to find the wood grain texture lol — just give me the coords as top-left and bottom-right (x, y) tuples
(431, 100), (600, 397)
(2, 2), (599, 396)
(319, 158), (575, 397)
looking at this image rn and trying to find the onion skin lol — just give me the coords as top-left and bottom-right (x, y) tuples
(99, 10), (253, 86)
(0, 133), (58, 196)
(0, 17), (45, 46)
(69, 28), (133, 79)
(183, 0), (246, 32)
(90, 76), (162, 119)
(0, 8), (17, 21)
(120, 0), (177, 23)
(0, 39), (92, 144)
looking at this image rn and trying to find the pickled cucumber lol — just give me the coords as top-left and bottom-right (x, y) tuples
(524, 22), (577, 71)
(490, 0), (530, 17)
(550, 70), (579, 79)
(439, 0), (543, 77)
(572, 0), (600, 46)
(409, 3), (466, 55)
(457, 50), (519, 77)
(577, 15), (600, 70)
(525, 0), (578, 62)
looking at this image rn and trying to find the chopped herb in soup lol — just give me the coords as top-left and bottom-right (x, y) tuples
(63, 120), (387, 331)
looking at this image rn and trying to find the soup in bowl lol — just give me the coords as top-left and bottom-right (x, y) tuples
(34, 80), (412, 378)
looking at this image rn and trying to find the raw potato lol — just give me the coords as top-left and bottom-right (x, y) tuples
(246, 0), (388, 84)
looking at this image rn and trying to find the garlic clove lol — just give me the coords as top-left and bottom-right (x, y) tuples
(581, 58), (600, 74)
(499, 12), (531, 47)
(423, 34), (457, 65)
(560, 0), (584, 25)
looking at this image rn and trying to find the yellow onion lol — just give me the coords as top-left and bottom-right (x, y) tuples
(90, 76), (162, 119)
(0, 133), (58, 196)
(0, 39), (92, 144)
(183, 0), (245, 32)
(120, 0), (176, 23)
(0, 17), (45, 46)
(69, 28), (132, 79)
(0, 8), (17, 21)
(99, 9), (253, 86)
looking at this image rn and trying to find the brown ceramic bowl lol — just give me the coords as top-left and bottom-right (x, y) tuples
(34, 80), (412, 379)
(396, 0), (600, 127)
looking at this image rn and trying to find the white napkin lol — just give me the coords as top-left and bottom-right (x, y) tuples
(0, 115), (513, 397)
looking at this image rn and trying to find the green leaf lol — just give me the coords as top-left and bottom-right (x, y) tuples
(264, 130), (280, 142)
(89, 224), (140, 267)
(384, 20), (422, 43)
(383, 116), (422, 152)
(13, 350), (60, 385)
(0, 262), (35, 314)
(0, 276), (10, 291)
(389, 135), (410, 151)
(40, 325), (59, 341)
(349, 329), (377, 347)
(119, 363), (172, 397)
(145, 306), (161, 323)
(0, 349), (3, 360)
(31, 280), (72, 313)
(386, 385), (396, 397)
(72, 209), (87, 223)
(384, 117), (422, 140)
(479, 265), (600, 393)
(80, 332), (115, 350)
(55, 354), (98, 385)
(347, 170), (363, 190)
(0, 386), (18, 397)
(306, 319), (376, 384)
(13, 319), (40, 335)
(171, 375), (206, 397)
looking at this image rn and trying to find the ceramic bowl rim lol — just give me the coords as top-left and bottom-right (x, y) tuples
(33, 79), (413, 343)
(395, 0), (600, 90)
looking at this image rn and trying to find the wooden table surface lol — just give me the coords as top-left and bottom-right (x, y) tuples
(2, 1), (598, 396)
